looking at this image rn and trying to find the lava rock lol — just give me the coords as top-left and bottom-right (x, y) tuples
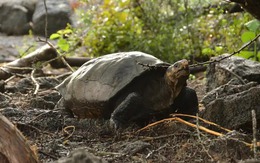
(201, 82), (260, 131)
(0, 0), (37, 35)
(0, 93), (11, 108)
(206, 54), (260, 91)
(120, 140), (151, 155)
(54, 149), (107, 163)
(32, 0), (72, 36)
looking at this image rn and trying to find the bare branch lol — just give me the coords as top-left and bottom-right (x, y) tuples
(251, 109), (257, 159)
(190, 33), (260, 67)
(31, 69), (40, 95)
(37, 38), (75, 72)
(43, 0), (48, 40)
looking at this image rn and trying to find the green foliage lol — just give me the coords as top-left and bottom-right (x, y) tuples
(78, 0), (143, 57)
(73, 0), (254, 62)
(245, 19), (260, 32)
(49, 25), (79, 54)
(237, 19), (260, 61)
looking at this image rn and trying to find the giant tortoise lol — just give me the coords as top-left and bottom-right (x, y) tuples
(56, 52), (198, 129)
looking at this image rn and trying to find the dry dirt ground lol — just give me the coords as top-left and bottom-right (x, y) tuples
(0, 35), (259, 163)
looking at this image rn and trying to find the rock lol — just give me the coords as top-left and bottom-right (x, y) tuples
(120, 140), (151, 155)
(206, 54), (260, 91)
(202, 81), (258, 106)
(54, 149), (107, 163)
(0, 93), (11, 108)
(32, 0), (72, 36)
(238, 159), (260, 163)
(201, 82), (260, 131)
(0, 0), (38, 35)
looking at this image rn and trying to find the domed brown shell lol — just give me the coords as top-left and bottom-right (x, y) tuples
(56, 52), (164, 106)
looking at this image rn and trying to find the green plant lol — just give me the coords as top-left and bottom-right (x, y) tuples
(237, 19), (260, 61)
(49, 24), (80, 55)
(72, 0), (253, 62)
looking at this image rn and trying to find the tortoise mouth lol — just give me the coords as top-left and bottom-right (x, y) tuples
(176, 69), (190, 78)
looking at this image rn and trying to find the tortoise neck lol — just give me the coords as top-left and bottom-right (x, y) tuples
(164, 74), (186, 100)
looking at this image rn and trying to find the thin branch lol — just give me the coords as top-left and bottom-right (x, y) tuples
(217, 66), (246, 84)
(190, 33), (260, 67)
(139, 133), (190, 141)
(3, 66), (33, 71)
(30, 69), (40, 95)
(43, 0), (48, 40)
(196, 113), (202, 141)
(37, 38), (74, 72)
(146, 143), (168, 159)
(4, 75), (16, 83)
(136, 117), (224, 136)
(251, 109), (257, 159)
(62, 125), (75, 140)
(28, 110), (53, 124)
(171, 113), (232, 132)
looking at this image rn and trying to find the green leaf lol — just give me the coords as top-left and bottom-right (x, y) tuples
(215, 46), (223, 53)
(202, 48), (213, 55)
(58, 38), (70, 52)
(245, 19), (260, 32)
(241, 31), (256, 43)
(237, 51), (254, 59)
(50, 33), (61, 40)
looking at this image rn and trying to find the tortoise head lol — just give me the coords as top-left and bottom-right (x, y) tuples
(165, 59), (190, 96)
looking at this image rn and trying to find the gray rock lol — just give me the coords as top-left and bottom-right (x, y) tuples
(238, 159), (260, 163)
(201, 82), (260, 131)
(54, 149), (107, 163)
(0, 0), (38, 35)
(202, 81), (258, 106)
(206, 54), (260, 91)
(120, 140), (151, 155)
(32, 0), (72, 36)
(0, 93), (11, 108)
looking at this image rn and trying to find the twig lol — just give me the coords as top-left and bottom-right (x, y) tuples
(139, 133), (190, 141)
(171, 113), (232, 132)
(30, 69), (40, 95)
(28, 110), (53, 124)
(195, 113), (214, 161)
(190, 33), (260, 67)
(4, 75), (16, 83)
(62, 125), (75, 140)
(16, 122), (53, 135)
(20, 45), (34, 57)
(251, 109), (257, 159)
(3, 66), (33, 71)
(37, 38), (74, 72)
(146, 143), (168, 159)
(40, 0), (74, 72)
(43, 0), (48, 40)
(196, 113), (202, 141)
(136, 117), (223, 136)
(217, 66), (246, 84)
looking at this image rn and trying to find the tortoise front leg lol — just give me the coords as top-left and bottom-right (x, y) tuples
(172, 87), (199, 116)
(110, 93), (150, 129)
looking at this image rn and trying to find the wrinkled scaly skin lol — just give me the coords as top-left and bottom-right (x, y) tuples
(56, 52), (198, 129)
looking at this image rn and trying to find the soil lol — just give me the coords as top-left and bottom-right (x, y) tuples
(0, 35), (259, 162)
